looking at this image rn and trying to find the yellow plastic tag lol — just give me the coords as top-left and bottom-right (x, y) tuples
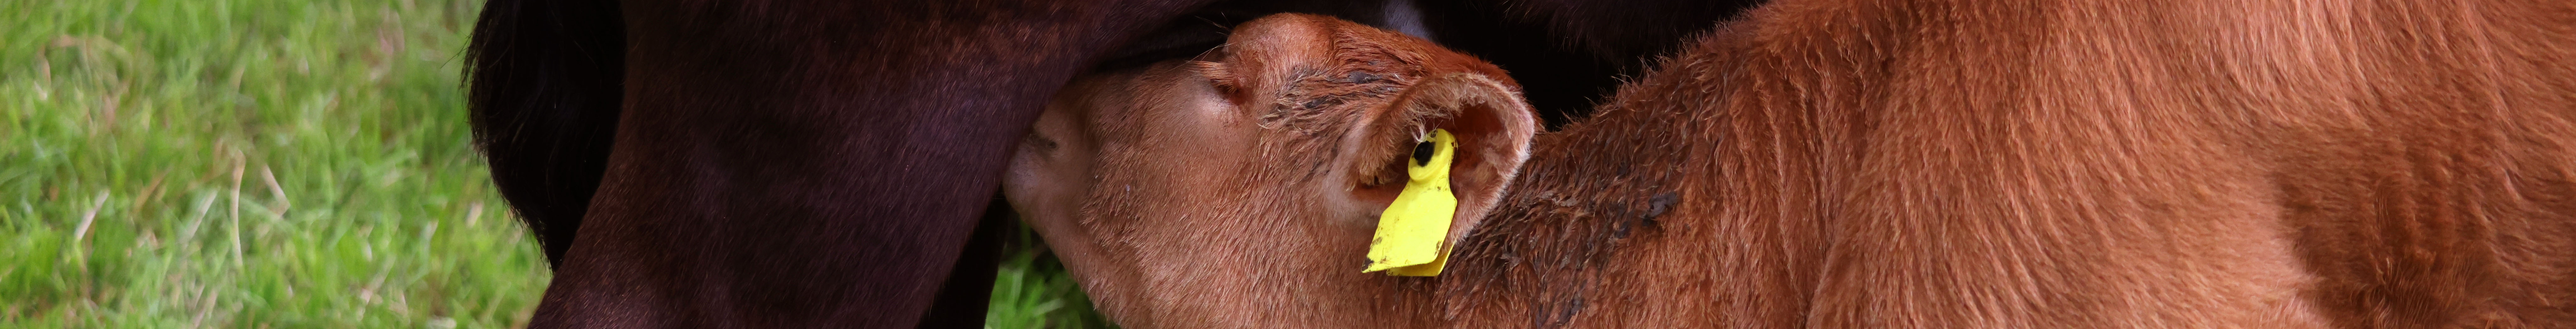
(1363, 129), (1459, 276)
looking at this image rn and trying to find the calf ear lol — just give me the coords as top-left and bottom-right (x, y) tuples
(1335, 72), (1537, 248)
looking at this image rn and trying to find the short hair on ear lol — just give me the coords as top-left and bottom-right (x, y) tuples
(1340, 72), (1537, 249)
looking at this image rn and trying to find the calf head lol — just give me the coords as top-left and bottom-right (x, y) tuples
(1004, 14), (1537, 328)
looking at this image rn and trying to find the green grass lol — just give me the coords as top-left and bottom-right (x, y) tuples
(989, 230), (1117, 329)
(1, 0), (1109, 327)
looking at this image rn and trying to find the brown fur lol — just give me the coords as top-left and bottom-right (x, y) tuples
(1011, 1), (2576, 327)
(1008, 15), (1524, 328)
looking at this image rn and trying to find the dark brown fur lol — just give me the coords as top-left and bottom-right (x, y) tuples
(474, 0), (1208, 327)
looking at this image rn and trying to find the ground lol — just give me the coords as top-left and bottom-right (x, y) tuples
(1, 0), (1107, 327)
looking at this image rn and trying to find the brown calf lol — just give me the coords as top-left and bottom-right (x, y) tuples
(1009, 2), (2576, 328)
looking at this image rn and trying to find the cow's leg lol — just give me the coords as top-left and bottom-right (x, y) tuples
(467, 0), (625, 268)
(912, 200), (1016, 329)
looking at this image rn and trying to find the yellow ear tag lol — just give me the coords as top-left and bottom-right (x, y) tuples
(1363, 129), (1459, 276)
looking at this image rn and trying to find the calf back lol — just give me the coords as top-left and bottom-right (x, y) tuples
(1441, 0), (2576, 327)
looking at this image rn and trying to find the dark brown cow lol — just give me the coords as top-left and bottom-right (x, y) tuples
(464, 0), (1759, 327)
(468, 0), (1205, 327)
(1009, 3), (2576, 328)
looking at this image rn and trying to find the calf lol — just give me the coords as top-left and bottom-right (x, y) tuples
(1009, 3), (2576, 328)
